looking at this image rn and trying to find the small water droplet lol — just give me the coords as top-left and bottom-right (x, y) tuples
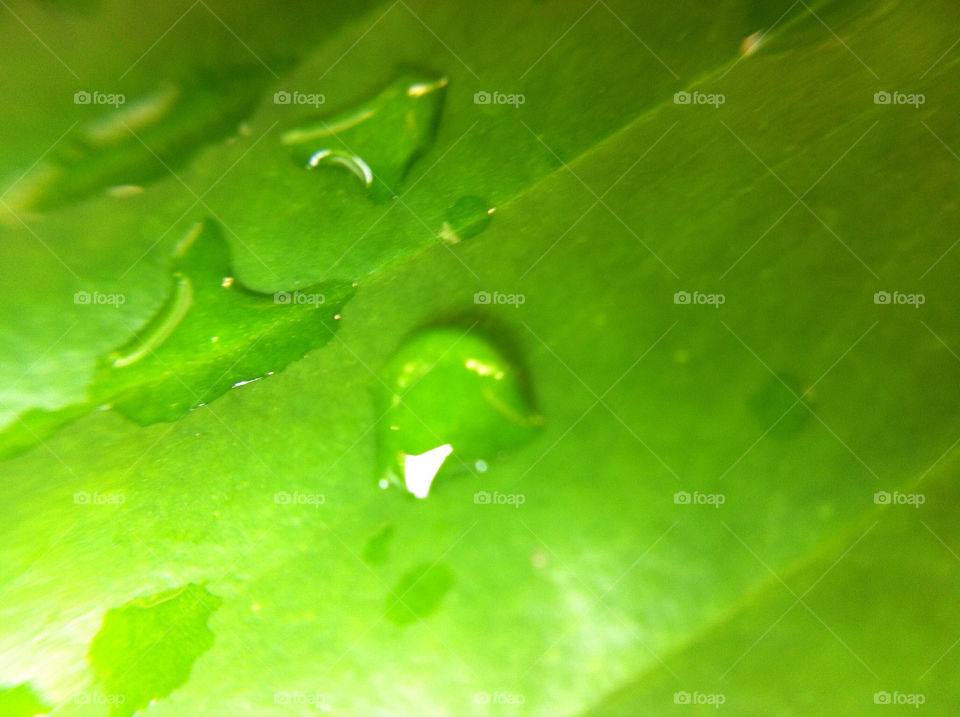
(749, 372), (811, 438)
(378, 327), (540, 498)
(531, 550), (549, 568)
(362, 523), (396, 565)
(107, 184), (145, 199)
(386, 563), (454, 625)
(439, 196), (494, 243)
(282, 72), (447, 200)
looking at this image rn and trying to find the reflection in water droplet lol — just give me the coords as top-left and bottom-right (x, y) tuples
(282, 72), (447, 200)
(378, 327), (540, 498)
(439, 196), (494, 244)
(306, 149), (373, 188)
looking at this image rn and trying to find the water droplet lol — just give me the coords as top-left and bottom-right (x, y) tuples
(386, 563), (454, 625)
(282, 72), (447, 200)
(8, 64), (283, 212)
(89, 583), (221, 717)
(749, 372), (811, 438)
(378, 327), (540, 498)
(91, 220), (353, 424)
(362, 523), (396, 565)
(306, 149), (373, 188)
(438, 196), (494, 244)
(0, 220), (354, 459)
(107, 184), (145, 199)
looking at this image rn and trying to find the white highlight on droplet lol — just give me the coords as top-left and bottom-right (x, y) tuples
(403, 444), (453, 499)
(231, 377), (263, 388)
(306, 149), (373, 187)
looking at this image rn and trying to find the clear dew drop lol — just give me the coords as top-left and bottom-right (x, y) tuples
(438, 196), (494, 244)
(378, 327), (540, 498)
(281, 72), (447, 200)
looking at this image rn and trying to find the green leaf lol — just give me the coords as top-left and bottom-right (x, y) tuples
(1, 0), (959, 715)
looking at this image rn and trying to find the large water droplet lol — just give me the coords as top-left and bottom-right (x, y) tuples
(438, 195), (494, 244)
(88, 583), (221, 717)
(91, 220), (352, 424)
(281, 72), (447, 200)
(0, 219), (353, 459)
(378, 327), (540, 498)
(5, 63), (285, 213)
